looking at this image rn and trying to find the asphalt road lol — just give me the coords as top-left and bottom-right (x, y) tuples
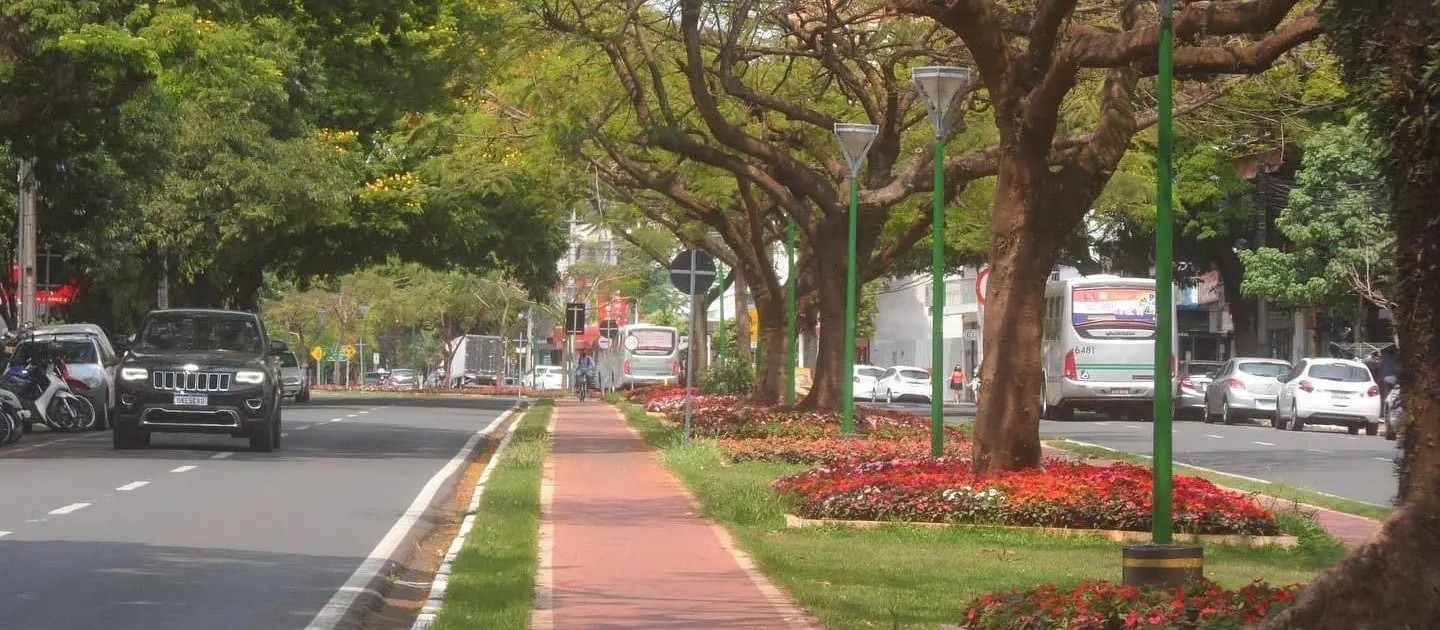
(869, 399), (1399, 506)
(0, 395), (511, 630)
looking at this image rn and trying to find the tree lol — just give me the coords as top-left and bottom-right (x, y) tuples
(1241, 114), (1396, 313)
(1255, 2), (1440, 628)
(890, 0), (1322, 471)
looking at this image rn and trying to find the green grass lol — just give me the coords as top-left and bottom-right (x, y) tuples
(620, 402), (1347, 630)
(433, 400), (552, 630)
(1045, 439), (1393, 521)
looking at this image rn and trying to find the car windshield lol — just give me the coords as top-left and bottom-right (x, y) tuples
(858, 367), (885, 379)
(1308, 363), (1371, 382)
(1238, 362), (1289, 377)
(280, 353), (299, 368)
(137, 313), (263, 353)
(1185, 362), (1221, 376)
(391, 370), (415, 378)
(10, 338), (98, 365)
(1070, 286), (1157, 340)
(899, 369), (930, 381)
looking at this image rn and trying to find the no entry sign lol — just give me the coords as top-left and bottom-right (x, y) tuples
(669, 249), (716, 295)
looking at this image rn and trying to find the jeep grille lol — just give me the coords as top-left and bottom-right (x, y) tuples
(152, 371), (232, 392)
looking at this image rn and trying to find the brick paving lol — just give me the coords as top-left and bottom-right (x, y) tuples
(542, 402), (812, 629)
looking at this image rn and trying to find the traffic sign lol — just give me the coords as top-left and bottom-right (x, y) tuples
(668, 249), (716, 295)
(624, 334), (640, 351)
(342, 344), (357, 360)
(975, 266), (990, 307)
(597, 337), (612, 350)
(310, 346), (325, 362)
(565, 302), (586, 335)
(599, 318), (620, 339)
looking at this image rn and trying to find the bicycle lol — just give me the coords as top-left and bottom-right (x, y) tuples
(574, 371), (593, 401)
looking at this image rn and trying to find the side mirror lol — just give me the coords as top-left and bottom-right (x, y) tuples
(116, 335), (134, 351)
(268, 340), (287, 355)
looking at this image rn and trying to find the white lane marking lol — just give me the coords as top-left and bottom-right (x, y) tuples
(331, 418), (343, 423)
(346, 413), (359, 418)
(211, 452), (233, 460)
(358, 411), (369, 415)
(294, 425), (311, 431)
(1205, 434), (1225, 439)
(1093, 421), (1109, 426)
(306, 408), (515, 630)
(0, 432), (101, 456)
(116, 481), (149, 492)
(1374, 456), (1393, 462)
(281, 433), (290, 438)
(0, 531), (9, 538)
(49, 503), (90, 515)
(1307, 448), (1333, 454)
(170, 465), (197, 473)
(1125, 424), (1143, 429)
(1059, 439), (1275, 485)
(1253, 441), (1275, 446)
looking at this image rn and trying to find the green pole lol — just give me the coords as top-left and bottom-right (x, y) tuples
(717, 264), (727, 355)
(842, 177), (859, 436)
(786, 216), (798, 405)
(1152, 0), (1176, 546)
(930, 138), (946, 457)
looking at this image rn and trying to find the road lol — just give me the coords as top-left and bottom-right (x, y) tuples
(0, 395), (511, 630)
(868, 399), (1399, 506)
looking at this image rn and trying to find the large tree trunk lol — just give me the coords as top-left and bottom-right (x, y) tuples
(751, 290), (787, 405)
(733, 272), (751, 353)
(973, 153), (1084, 473)
(1208, 238), (1261, 355)
(799, 227), (848, 411)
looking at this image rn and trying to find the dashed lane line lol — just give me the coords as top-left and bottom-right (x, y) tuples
(211, 452), (233, 460)
(49, 503), (91, 515)
(170, 465), (197, 473)
(116, 481), (149, 492)
(0, 531), (9, 538)
(1253, 441), (1276, 446)
(1205, 434), (1224, 439)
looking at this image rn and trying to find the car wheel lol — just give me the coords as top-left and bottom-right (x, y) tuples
(1272, 409), (1287, 430)
(92, 402), (110, 431)
(885, 389), (894, 404)
(1347, 424), (1361, 435)
(1289, 404), (1304, 431)
(250, 414), (277, 453)
(1221, 401), (1233, 425)
(295, 389), (310, 403)
(1365, 423), (1379, 437)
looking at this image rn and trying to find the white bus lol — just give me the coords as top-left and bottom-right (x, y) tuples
(1040, 275), (1177, 420)
(596, 324), (682, 389)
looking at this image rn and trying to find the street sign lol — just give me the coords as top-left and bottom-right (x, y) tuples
(668, 249), (716, 295)
(597, 337), (612, 350)
(565, 302), (586, 335)
(599, 318), (620, 339)
(342, 344), (357, 360)
(975, 266), (990, 307)
(624, 334), (640, 351)
(310, 346), (325, 362)
(965, 330), (979, 341)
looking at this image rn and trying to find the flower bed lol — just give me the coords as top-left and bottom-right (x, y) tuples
(774, 458), (1280, 536)
(723, 435), (974, 466)
(958, 579), (1299, 629)
(311, 384), (562, 398)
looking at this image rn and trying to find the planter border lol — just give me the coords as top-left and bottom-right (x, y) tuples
(782, 514), (1298, 548)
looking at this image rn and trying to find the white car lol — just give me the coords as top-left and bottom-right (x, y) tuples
(875, 366), (933, 403)
(854, 365), (885, 401)
(525, 365), (563, 390)
(1275, 357), (1382, 435)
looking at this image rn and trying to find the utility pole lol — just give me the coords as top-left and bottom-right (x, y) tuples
(16, 158), (38, 327)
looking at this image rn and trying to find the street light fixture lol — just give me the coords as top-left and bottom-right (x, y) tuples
(912, 65), (973, 457)
(358, 304), (370, 388)
(833, 122), (879, 437)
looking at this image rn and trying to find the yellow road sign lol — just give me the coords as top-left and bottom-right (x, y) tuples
(342, 344), (357, 359)
(310, 346), (325, 362)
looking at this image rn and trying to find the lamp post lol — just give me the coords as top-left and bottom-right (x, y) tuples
(832, 122), (879, 437)
(563, 277), (577, 391)
(786, 215), (798, 405)
(912, 65), (973, 457)
(358, 304), (370, 388)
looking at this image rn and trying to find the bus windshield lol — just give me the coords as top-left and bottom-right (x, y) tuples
(1071, 286), (1157, 340)
(626, 328), (676, 356)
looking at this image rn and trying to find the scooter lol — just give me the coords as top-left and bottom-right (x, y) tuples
(1384, 376), (1402, 442)
(2, 356), (96, 433)
(0, 388), (24, 445)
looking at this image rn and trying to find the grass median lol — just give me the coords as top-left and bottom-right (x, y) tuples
(432, 400), (552, 630)
(1044, 439), (1393, 520)
(619, 401), (1347, 630)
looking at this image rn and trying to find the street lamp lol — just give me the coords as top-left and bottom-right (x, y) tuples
(786, 214), (799, 405)
(358, 304), (370, 388)
(912, 65), (973, 457)
(833, 122), (879, 437)
(563, 277), (577, 390)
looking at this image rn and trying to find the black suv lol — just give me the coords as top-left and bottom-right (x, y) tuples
(112, 309), (285, 452)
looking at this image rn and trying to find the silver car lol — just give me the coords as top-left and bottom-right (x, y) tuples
(9, 324), (118, 431)
(1203, 358), (1292, 425)
(1175, 360), (1223, 420)
(279, 351), (311, 402)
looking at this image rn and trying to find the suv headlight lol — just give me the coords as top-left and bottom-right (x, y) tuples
(235, 370), (266, 384)
(120, 367), (148, 381)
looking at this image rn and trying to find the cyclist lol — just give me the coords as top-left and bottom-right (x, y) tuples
(574, 350), (597, 396)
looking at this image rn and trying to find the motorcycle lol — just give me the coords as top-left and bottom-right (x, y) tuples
(0, 389), (20, 446)
(1, 355), (97, 433)
(1384, 375), (1402, 442)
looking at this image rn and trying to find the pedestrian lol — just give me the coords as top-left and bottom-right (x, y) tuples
(949, 365), (966, 404)
(1365, 351), (1383, 384)
(1380, 345), (1398, 397)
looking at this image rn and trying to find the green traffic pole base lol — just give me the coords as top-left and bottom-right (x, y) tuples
(1121, 544), (1205, 588)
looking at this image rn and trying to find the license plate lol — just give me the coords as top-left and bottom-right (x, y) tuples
(1330, 392), (1350, 400)
(1110, 388), (1131, 395)
(173, 394), (208, 406)
(1258, 397), (1277, 407)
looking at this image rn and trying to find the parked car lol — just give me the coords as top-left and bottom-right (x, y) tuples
(1275, 357), (1382, 434)
(875, 366), (932, 403)
(388, 368), (419, 389)
(278, 350), (311, 402)
(1203, 358), (1292, 425)
(525, 365), (563, 390)
(1175, 360), (1223, 420)
(854, 365), (885, 401)
(7, 324), (119, 431)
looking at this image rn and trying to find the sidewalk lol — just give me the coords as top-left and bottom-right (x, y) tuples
(534, 402), (814, 630)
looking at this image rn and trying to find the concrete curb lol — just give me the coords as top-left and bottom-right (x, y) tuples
(306, 406), (517, 630)
(409, 405), (530, 630)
